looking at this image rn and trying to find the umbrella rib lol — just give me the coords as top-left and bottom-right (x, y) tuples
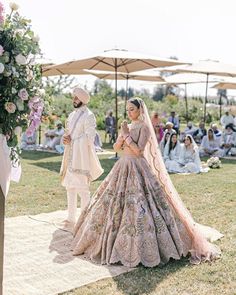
(90, 58), (116, 69)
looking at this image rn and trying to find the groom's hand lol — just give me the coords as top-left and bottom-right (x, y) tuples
(63, 135), (71, 145)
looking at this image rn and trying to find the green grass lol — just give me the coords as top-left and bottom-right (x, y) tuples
(6, 152), (236, 295)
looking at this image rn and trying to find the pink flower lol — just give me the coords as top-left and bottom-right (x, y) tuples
(0, 3), (4, 24)
(5, 102), (16, 113)
(26, 96), (44, 136)
(0, 45), (4, 56)
(18, 88), (29, 100)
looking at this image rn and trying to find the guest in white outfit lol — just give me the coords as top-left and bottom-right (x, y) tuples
(211, 123), (222, 139)
(199, 129), (221, 157)
(160, 131), (171, 156)
(180, 122), (196, 142)
(20, 131), (37, 150)
(164, 133), (182, 173)
(220, 124), (236, 156)
(193, 122), (207, 144)
(179, 135), (202, 173)
(220, 111), (234, 129)
(60, 87), (104, 226)
(44, 121), (65, 150)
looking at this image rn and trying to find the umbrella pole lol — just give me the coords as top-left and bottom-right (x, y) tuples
(219, 94), (222, 119)
(124, 76), (129, 119)
(203, 73), (209, 122)
(0, 186), (4, 295)
(184, 83), (188, 122)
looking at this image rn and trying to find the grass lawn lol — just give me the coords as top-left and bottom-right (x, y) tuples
(6, 151), (236, 295)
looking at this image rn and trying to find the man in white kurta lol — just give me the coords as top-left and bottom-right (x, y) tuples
(60, 88), (103, 224)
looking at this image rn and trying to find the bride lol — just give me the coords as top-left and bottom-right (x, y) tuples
(71, 98), (223, 267)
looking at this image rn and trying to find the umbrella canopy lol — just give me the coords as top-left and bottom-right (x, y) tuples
(212, 78), (236, 90)
(160, 60), (236, 122)
(42, 49), (189, 152)
(87, 69), (164, 82)
(42, 49), (188, 76)
(161, 60), (236, 77)
(159, 73), (221, 121)
(42, 66), (88, 77)
(163, 73), (220, 85)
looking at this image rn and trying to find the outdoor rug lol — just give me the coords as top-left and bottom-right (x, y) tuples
(3, 210), (133, 295)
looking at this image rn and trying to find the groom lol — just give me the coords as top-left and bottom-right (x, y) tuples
(60, 87), (103, 226)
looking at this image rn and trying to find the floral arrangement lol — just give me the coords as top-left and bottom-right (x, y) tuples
(207, 157), (222, 169)
(0, 2), (43, 150)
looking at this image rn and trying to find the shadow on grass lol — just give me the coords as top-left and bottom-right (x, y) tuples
(30, 158), (117, 178)
(21, 150), (60, 161)
(112, 257), (189, 295)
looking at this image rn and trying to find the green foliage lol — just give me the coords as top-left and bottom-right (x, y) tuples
(0, 5), (42, 144)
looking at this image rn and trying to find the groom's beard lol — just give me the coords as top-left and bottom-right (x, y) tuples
(73, 101), (83, 108)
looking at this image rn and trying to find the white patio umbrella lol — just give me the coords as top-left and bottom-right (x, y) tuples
(42, 49), (189, 148)
(88, 69), (164, 118)
(212, 79), (236, 90)
(160, 73), (221, 121)
(212, 79), (236, 117)
(161, 60), (236, 122)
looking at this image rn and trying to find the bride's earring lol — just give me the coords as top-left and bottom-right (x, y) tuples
(138, 113), (144, 121)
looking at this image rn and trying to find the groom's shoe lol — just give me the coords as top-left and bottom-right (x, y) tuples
(60, 219), (75, 233)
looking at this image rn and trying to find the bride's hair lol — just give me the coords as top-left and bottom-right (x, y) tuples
(128, 97), (141, 109)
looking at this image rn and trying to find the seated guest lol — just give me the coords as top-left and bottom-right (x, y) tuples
(21, 131), (37, 150)
(180, 122), (196, 141)
(44, 120), (65, 150)
(199, 128), (221, 157)
(178, 135), (202, 173)
(164, 121), (176, 134)
(164, 133), (182, 173)
(211, 123), (222, 138)
(193, 121), (207, 144)
(220, 124), (236, 156)
(160, 131), (171, 156)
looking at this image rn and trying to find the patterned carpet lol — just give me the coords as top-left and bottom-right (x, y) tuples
(4, 210), (133, 295)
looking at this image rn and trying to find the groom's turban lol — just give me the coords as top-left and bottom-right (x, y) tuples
(72, 87), (90, 104)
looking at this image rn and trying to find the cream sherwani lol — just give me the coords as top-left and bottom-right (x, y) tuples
(60, 105), (103, 221)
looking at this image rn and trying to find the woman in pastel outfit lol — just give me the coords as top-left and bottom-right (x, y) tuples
(199, 129), (221, 158)
(72, 98), (222, 267)
(178, 135), (203, 174)
(164, 133), (182, 173)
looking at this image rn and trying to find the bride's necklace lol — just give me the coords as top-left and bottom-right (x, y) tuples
(130, 120), (143, 130)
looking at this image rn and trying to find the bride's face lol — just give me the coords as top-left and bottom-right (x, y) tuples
(126, 102), (140, 121)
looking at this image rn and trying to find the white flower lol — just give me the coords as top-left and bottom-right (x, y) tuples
(38, 89), (45, 96)
(9, 2), (19, 11)
(0, 45), (4, 56)
(12, 88), (17, 94)
(32, 35), (40, 42)
(5, 102), (16, 113)
(16, 99), (25, 111)
(15, 54), (27, 65)
(0, 62), (4, 73)
(18, 89), (29, 101)
(4, 71), (12, 77)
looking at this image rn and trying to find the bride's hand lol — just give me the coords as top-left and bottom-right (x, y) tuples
(121, 120), (129, 136)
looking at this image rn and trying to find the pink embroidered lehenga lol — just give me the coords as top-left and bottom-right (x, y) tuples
(71, 100), (223, 267)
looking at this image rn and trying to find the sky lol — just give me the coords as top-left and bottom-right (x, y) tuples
(2, 0), (236, 97)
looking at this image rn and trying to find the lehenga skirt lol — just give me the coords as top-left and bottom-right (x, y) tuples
(71, 154), (191, 267)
